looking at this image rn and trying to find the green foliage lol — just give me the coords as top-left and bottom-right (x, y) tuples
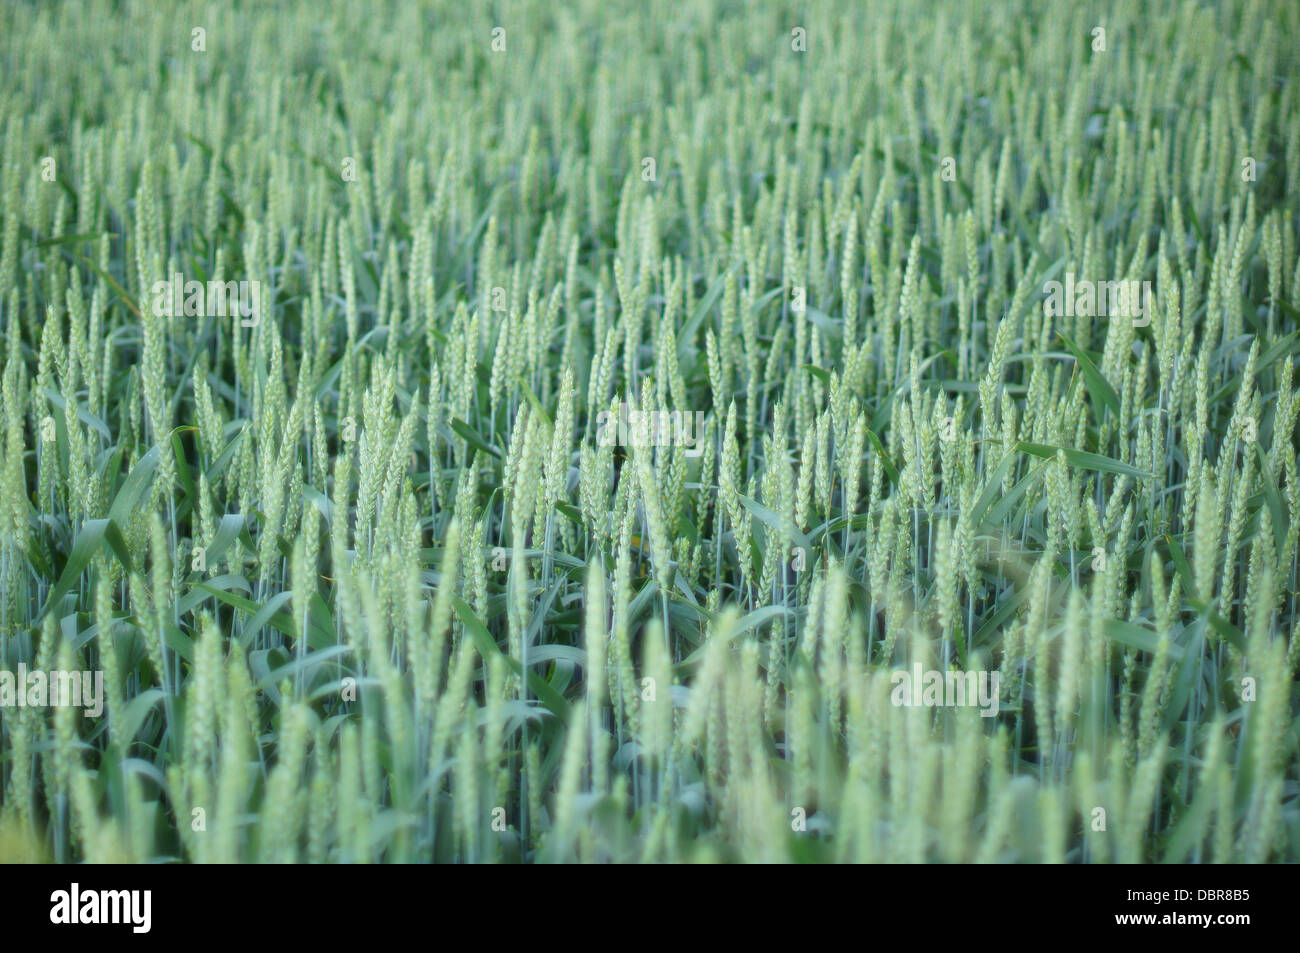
(0, 0), (1298, 863)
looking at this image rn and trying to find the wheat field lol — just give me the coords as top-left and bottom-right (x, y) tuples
(0, 0), (1297, 863)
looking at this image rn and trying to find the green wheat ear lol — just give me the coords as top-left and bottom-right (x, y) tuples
(0, 811), (48, 863)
